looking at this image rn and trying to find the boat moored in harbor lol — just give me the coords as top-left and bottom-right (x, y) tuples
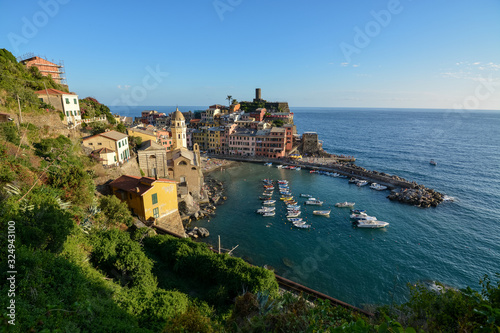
(313, 210), (331, 216)
(335, 202), (355, 208)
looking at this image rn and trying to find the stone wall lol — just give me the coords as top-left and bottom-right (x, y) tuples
(138, 149), (168, 178)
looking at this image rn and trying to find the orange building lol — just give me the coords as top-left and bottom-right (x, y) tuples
(20, 56), (65, 84)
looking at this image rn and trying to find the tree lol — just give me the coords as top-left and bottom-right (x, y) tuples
(226, 95), (232, 108)
(95, 195), (134, 228)
(116, 122), (127, 133)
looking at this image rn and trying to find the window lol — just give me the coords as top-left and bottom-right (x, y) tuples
(74, 98), (77, 104)
(118, 142), (121, 148)
(98, 142), (102, 146)
(114, 155), (116, 162)
(65, 98), (70, 104)
(153, 207), (159, 218)
(66, 111), (69, 116)
(152, 193), (158, 205)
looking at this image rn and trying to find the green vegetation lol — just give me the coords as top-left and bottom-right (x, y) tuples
(79, 96), (116, 124)
(240, 101), (266, 113)
(272, 119), (284, 127)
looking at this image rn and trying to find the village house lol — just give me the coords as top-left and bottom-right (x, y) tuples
(82, 130), (130, 165)
(109, 175), (185, 237)
(35, 88), (81, 125)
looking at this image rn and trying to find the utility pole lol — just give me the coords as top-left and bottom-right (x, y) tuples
(16, 94), (22, 126)
(218, 235), (221, 254)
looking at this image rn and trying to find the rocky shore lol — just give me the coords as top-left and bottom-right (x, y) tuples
(184, 176), (226, 239)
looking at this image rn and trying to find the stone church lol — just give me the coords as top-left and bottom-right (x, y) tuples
(138, 109), (204, 199)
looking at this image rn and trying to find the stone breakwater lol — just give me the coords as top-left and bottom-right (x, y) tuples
(387, 186), (444, 208)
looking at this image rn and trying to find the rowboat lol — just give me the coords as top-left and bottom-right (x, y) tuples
(305, 200), (323, 206)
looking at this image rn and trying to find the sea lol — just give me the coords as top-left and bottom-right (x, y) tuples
(111, 106), (500, 308)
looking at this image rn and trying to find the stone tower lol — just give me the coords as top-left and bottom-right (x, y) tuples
(171, 108), (187, 150)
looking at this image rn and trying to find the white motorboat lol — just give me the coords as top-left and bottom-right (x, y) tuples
(287, 217), (302, 222)
(300, 194), (312, 198)
(350, 213), (377, 221)
(430, 159), (437, 166)
(370, 183), (388, 191)
(356, 180), (368, 187)
(264, 162), (272, 166)
(305, 200), (323, 206)
(295, 167), (301, 170)
(256, 207), (275, 214)
(286, 205), (300, 210)
(262, 211), (276, 217)
(348, 178), (359, 183)
(313, 210), (330, 216)
(354, 219), (389, 228)
(335, 202), (355, 208)
(263, 200), (276, 205)
(276, 165), (283, 168)
(286, 211), (301, 218)
(293, 221), (311, 229)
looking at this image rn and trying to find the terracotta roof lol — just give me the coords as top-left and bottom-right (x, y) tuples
(190, 119), (201, 123)
(34, 88), (76, 95)
(110, 175), (176, 196)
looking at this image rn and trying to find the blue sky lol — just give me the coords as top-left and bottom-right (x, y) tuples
(1, 0), (499, 109)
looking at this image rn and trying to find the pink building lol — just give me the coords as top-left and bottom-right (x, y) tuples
(228, 128), (256, 156)
(255, 127), (286, 159)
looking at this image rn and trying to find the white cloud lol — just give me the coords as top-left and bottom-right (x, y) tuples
(340, 62), (349, 67)
(352, 64), (360, 68)
(117, 85), (131, 90)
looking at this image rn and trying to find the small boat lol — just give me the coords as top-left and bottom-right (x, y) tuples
(293, 221), (311, 229)
(286, 211), (301, 218)
(309, 170), (318, 173)
(286, 200), (297, 205)
(256, 207), (275, 214)
(335, 202), (355, 208)
(263, 185), (274, 190)
(262, 211), (275, 217)
(313, 210), (330, 216)
(295, 167), (301, 171)
(354, 219), (389, 228)
(276, 165), (283, 168)
(263, 200), (276, 205)
(348, 178), (358, 183)
(350, 213), (377, 221)
(262, 192), (273, 196)
(280, 196), (293, 201)
(286, 205), (300, 210)
(305, 200), (323, 206)
(300, 194), (312, 198)
(278, 180), (288, 184)
(287, 217), (303, 222)
(264, 162), (272, 166)
(350, 209), (366, 214)
(370, 183), (388, 191)
(356, 180), (368, 187)
(430, 159), (437, 166)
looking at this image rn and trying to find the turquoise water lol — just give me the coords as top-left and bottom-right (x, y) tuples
(193, 108), (500, 307)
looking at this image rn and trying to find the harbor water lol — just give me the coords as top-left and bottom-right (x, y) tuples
(194, 108), (500, 307)
(112, 106), (500, 307)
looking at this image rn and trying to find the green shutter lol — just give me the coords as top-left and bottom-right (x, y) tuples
(152, 193), (158, 205)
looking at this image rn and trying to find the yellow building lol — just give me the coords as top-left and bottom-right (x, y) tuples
(171, 108), (187, 150)
(109, 175), (185, 237)
(208, 126), (224, 154)
(127, 127), (157, 143)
